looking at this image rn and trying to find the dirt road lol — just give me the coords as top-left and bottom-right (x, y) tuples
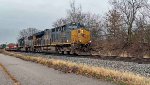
(0, 54), (115, 85)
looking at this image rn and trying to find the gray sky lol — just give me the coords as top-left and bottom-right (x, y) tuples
(0, 0), (109, 44)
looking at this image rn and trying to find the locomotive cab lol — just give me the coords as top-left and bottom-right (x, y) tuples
(71, 28), (91, 45)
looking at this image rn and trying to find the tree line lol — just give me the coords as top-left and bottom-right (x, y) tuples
(19, 0), (150, 57)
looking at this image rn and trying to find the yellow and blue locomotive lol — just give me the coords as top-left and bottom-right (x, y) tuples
(18, 22), (91, 55)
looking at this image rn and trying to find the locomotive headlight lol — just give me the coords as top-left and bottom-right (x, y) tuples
(81, 30), (84, 33)
(89, 41), (92, 43)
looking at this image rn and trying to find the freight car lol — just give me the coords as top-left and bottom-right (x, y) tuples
(5, 43), (18, 51)
(18, 22), (91, 55)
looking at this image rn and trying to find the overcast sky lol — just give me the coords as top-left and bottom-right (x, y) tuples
(0, 0), (110, 44)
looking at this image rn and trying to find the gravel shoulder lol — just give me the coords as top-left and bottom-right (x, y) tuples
(0, 66), (13, 85)
(20, 52), (150, 77)
(0, 54), (115, 85)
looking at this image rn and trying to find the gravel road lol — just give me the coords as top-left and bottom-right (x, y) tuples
(20, 52), (150, 77)
(0, 54), (115, 85)
(0, 67), (13, 85)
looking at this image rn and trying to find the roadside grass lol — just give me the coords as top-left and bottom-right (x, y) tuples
(1, 51), (150, 85)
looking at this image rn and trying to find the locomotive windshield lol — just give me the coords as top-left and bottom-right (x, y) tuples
(68, 22), (85, 29)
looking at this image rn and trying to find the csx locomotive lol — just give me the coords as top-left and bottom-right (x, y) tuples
(18, 22), (91, 55)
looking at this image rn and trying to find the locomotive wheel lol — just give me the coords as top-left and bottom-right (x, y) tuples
(61, 51), (64, 54)
(67, 51), (70, 55)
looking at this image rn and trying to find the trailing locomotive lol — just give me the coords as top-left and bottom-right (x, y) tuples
(18, 22), (91, 55)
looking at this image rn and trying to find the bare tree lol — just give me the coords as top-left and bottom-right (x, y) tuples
(53, 0), (84, 27)
(102, 8), (127, 55)
(52, 18), (68, 27)
(110, 0), (149, 44)
(129, 15), (147, 57)
(67, 0), (84, 23)
(19, 28), (40, 38)
(105, 9), (125, 40)
(145, 26), (150, 44)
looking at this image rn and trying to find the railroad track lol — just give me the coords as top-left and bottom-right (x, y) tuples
(11, 50), (150, 64)
(92, 55), (150, 64)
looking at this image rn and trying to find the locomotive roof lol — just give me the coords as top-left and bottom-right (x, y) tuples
(34, 31), (45, 38)
(21, 22), (87, 39)
(19, 37), (24, 40)
(51, 22), (85, 30)
(18, 37), (25, 41)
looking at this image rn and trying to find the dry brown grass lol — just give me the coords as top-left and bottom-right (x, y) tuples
(1, 51), (150, 85)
